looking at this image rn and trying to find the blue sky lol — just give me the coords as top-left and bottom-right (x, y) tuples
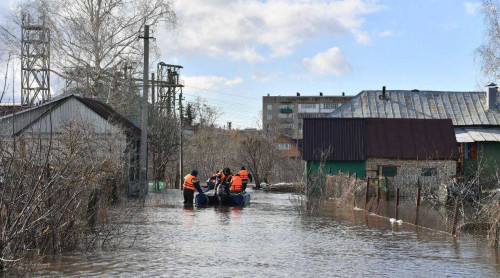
(157, 0), (487, 129)
(0, 1), (488, 129)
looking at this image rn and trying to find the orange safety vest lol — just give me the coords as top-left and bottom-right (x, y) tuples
(218, 171), (231, 185)
(230, 175), (243, 192)
(183, 174), (198, 191)
(239, 170), (249, 181)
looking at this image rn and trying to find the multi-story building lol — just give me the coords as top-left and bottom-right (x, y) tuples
(262, 92), (352, 139)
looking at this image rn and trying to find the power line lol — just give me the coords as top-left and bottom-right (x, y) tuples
(184, 85), (262, 101)
(182, 92), (261, 109)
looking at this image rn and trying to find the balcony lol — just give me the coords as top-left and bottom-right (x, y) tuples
(279, 118), (293, 123)
(280, 108), (293, 113)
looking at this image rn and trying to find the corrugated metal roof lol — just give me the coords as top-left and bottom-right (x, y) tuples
(329, 90), (500, 126)
(454, 127), (500, 143)
(303, 118), (458, 161)
(0, 94), (141, 138)
(303, 118), (367, 161)
(74, 96), (141, 137)
(366, 118), (458, 160)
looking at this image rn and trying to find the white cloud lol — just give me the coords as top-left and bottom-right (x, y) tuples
(159, 0), (383, 62)
(224, 76), (244, 86)
(183, 75), (243, 93)
(302, 47), (351, 76)
(251, 70), (280, 82)
(353, 30), (372, 45)
(464, 2), (481, 15)
(378, 30), (394, 37)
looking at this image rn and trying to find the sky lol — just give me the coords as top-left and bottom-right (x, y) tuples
(0, 0), (488, 129)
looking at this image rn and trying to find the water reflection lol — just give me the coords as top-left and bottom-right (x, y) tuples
(32, 190), (500, 277)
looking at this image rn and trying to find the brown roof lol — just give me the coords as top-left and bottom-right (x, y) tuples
(303, 118), (458, 161)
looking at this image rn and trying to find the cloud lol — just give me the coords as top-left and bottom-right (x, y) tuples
(378, 30), (394, 37)
(353, 30), (372, 45)
(251, 70), (280, 82)
(464, 2), (481, 15)
(224, 76), (244, 86)
(159, 0), (383, 62)
(302, 47), (351, 76)
(182, 75), (243, 93)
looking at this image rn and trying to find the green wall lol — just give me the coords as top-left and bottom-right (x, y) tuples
(306, 161), (366, 179)
(464, 142), (500, 188)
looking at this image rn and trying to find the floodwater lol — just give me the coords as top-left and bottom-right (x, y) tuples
(37, 189), (500, 277)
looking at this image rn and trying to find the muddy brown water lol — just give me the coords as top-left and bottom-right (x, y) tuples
(34, 190), (500, 277)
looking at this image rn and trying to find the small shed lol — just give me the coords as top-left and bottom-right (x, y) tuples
(0, 94), (142, 189)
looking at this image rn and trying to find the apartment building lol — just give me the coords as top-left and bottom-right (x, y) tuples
(262, 92), (352, 139)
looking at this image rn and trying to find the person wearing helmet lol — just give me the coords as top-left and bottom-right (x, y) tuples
(183, 170), (203, 205)
(216, 167), (232, 196)
(238, 166), (253, 192)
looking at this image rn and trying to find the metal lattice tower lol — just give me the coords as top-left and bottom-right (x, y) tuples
(156, 63), (183, 114)
(21, 13), (50, 107)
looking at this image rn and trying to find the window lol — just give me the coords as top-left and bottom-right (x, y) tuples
(279, 113), (293, 119)
(323, 103), (339, 109)
(301, 104), (317, 109)
(381, 166), (397, 177)
(266, 114), (273, 120)
(421, 167), (437, 177)
(276, 143), (292, 150)
(267, 104), (273, 111)
(279, 104), (293, 109)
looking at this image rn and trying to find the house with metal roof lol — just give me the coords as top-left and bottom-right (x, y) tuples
(303, 118), (459, 201)
(0, 94), (142, 193)
(328, 86), (500, 187)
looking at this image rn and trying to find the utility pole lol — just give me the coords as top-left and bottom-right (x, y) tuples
(179, 89), (184, 189)
(151, 72), (155, 107)
(139, 25), (150, 198)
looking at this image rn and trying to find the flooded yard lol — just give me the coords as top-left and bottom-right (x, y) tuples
(36, 190), (500, 277)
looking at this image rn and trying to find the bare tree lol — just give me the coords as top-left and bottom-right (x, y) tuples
(0, 0), (176, 106)
(0, 119), (131, 270)
(188, 96), (223, 128)
(236, 121), (282, 188)
(477, 0), (500, 80)
(149, 112), (179, 189)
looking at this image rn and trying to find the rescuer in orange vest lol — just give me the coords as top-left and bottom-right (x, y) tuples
(206, 171), (217, 190)
(183, 170), (203, 204)
(238, 166), (252, 192)
(230, 173), (244, 193)
(216, 168), (232, 196)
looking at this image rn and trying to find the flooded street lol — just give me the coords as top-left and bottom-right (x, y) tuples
(39, 190), (500, 277)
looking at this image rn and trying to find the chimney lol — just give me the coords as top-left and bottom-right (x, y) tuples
(319, 92), (323, 96)
(296, 92), (300, 96)
(486, 83), (498, 111)
(342, 92), (345, 96)
(379, 86), (386, 100)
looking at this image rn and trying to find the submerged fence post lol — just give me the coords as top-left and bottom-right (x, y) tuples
(416, 178), (421, 207)
(365, 178), (369, 210)
(451, 198), (460, 236)
(395, 187), (400, 220)
(376, 183), (381, 215)
(415, 179), (420, 225)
